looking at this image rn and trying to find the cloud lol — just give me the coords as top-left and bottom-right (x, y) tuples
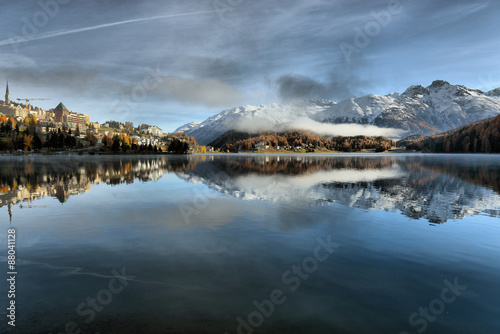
(234, 115), (405, 138)
(154, 76), (248, 108)
(0, 58), (246, 109)
(0, 61), (123, 100)
(327, 70), (371, 101)
(422, 2), (490, 26)
(0, 10), (213, 47)
(161, 56), (246, 85)
(289, 118), (405, 138)
(277, 75), (329, 101)
(276, 70), (370, 102)
(234, 117), (280, 133)
(2, 0), (499, 131)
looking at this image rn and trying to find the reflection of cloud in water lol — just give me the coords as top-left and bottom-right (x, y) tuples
(179, 157), (500, 223)
(1, 154), (500, 225)
(231, 167), (406, 202)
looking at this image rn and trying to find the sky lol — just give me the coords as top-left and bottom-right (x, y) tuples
(1, 0), (499, 132)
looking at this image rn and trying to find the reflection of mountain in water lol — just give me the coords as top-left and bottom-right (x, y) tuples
(322, 178), (500, 224)
(176, 155), (500, 223)
(1, 154), (499, 224)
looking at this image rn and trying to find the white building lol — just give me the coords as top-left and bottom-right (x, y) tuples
(0, 81), (28, 118)
(141, 125), (163, 137)
(136, 137), (160, 147)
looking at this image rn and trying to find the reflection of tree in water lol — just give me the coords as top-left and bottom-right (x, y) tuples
(0, 156), (198, 212)
(55, 184), (69, 203)
(1, 155), (499, 224)
(205, 155), (398, 177)
(406, 157), (500, 195)
(183, 155), (500, 224)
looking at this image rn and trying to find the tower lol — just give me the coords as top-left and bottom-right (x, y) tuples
(8, 202), (12, 223)
(54, 102), (69, 122)
(5, 81), (10, 105)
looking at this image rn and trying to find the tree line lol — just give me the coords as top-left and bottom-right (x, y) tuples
(209, 130), (395, 153)
(0, 116), (43, 151)
(0, 116), (195, 154)
(405, 115), (500, 153)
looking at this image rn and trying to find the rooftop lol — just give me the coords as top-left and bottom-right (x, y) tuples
(54, 102), (68, 111)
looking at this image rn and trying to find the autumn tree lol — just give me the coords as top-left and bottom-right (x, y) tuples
(85, 130), (97, 146)
(24, 134), (33, 151)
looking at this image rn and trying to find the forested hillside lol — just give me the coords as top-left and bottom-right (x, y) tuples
(209, 130), (395, 153)
(405, 115), (500, 153)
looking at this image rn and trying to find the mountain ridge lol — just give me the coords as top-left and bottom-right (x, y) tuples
(403, 114), (500, 153)
(176, 81), (500, 145)
(174, 121), (201, 133)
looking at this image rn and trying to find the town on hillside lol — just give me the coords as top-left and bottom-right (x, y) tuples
(0, 81), (205, 154)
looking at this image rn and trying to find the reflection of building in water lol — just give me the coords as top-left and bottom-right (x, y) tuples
(0, 178), (90, 221)
(0, 157), (195, 221)
(8, 202), (12, 222)
(1, 155), (499, 224)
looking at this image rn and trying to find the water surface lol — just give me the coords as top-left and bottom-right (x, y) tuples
(0, 154), (499, 334)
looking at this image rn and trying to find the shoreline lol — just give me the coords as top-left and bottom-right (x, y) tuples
(3, 151), (499, 157)
(0, 149), (405, 156)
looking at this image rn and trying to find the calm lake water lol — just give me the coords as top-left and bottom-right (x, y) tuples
(1, 154), (499, 334)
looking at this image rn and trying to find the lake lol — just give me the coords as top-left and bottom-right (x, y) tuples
(1, 154), (499, 334)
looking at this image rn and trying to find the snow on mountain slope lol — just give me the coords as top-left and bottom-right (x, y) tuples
(487, 88), (500, 97)
(314, 80), (500, 134)
(183, 81), (500, 144)
(185, 99), (335, 144)
(174, 121), (201, 133)
(313, 94), (402, 123)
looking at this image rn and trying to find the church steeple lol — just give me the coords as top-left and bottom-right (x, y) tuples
(5, 81), (10, 105)
(8, 202), (12, 223)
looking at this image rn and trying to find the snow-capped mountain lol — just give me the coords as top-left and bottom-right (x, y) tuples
(181, 81), (500, 144)
(181, 99), (336, 144)
(174, 121), (201, 133)
(486, 88), (500, 97)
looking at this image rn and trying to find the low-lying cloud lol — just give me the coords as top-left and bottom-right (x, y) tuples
(288, 118), (405, 138)
(234, 116), (405, 138)
(234, 117), (280, 133)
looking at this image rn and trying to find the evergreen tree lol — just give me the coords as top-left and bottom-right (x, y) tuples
(33, 133), (43, 150)
(6, 119), (13, 135)
(111, 137), (121, 151)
